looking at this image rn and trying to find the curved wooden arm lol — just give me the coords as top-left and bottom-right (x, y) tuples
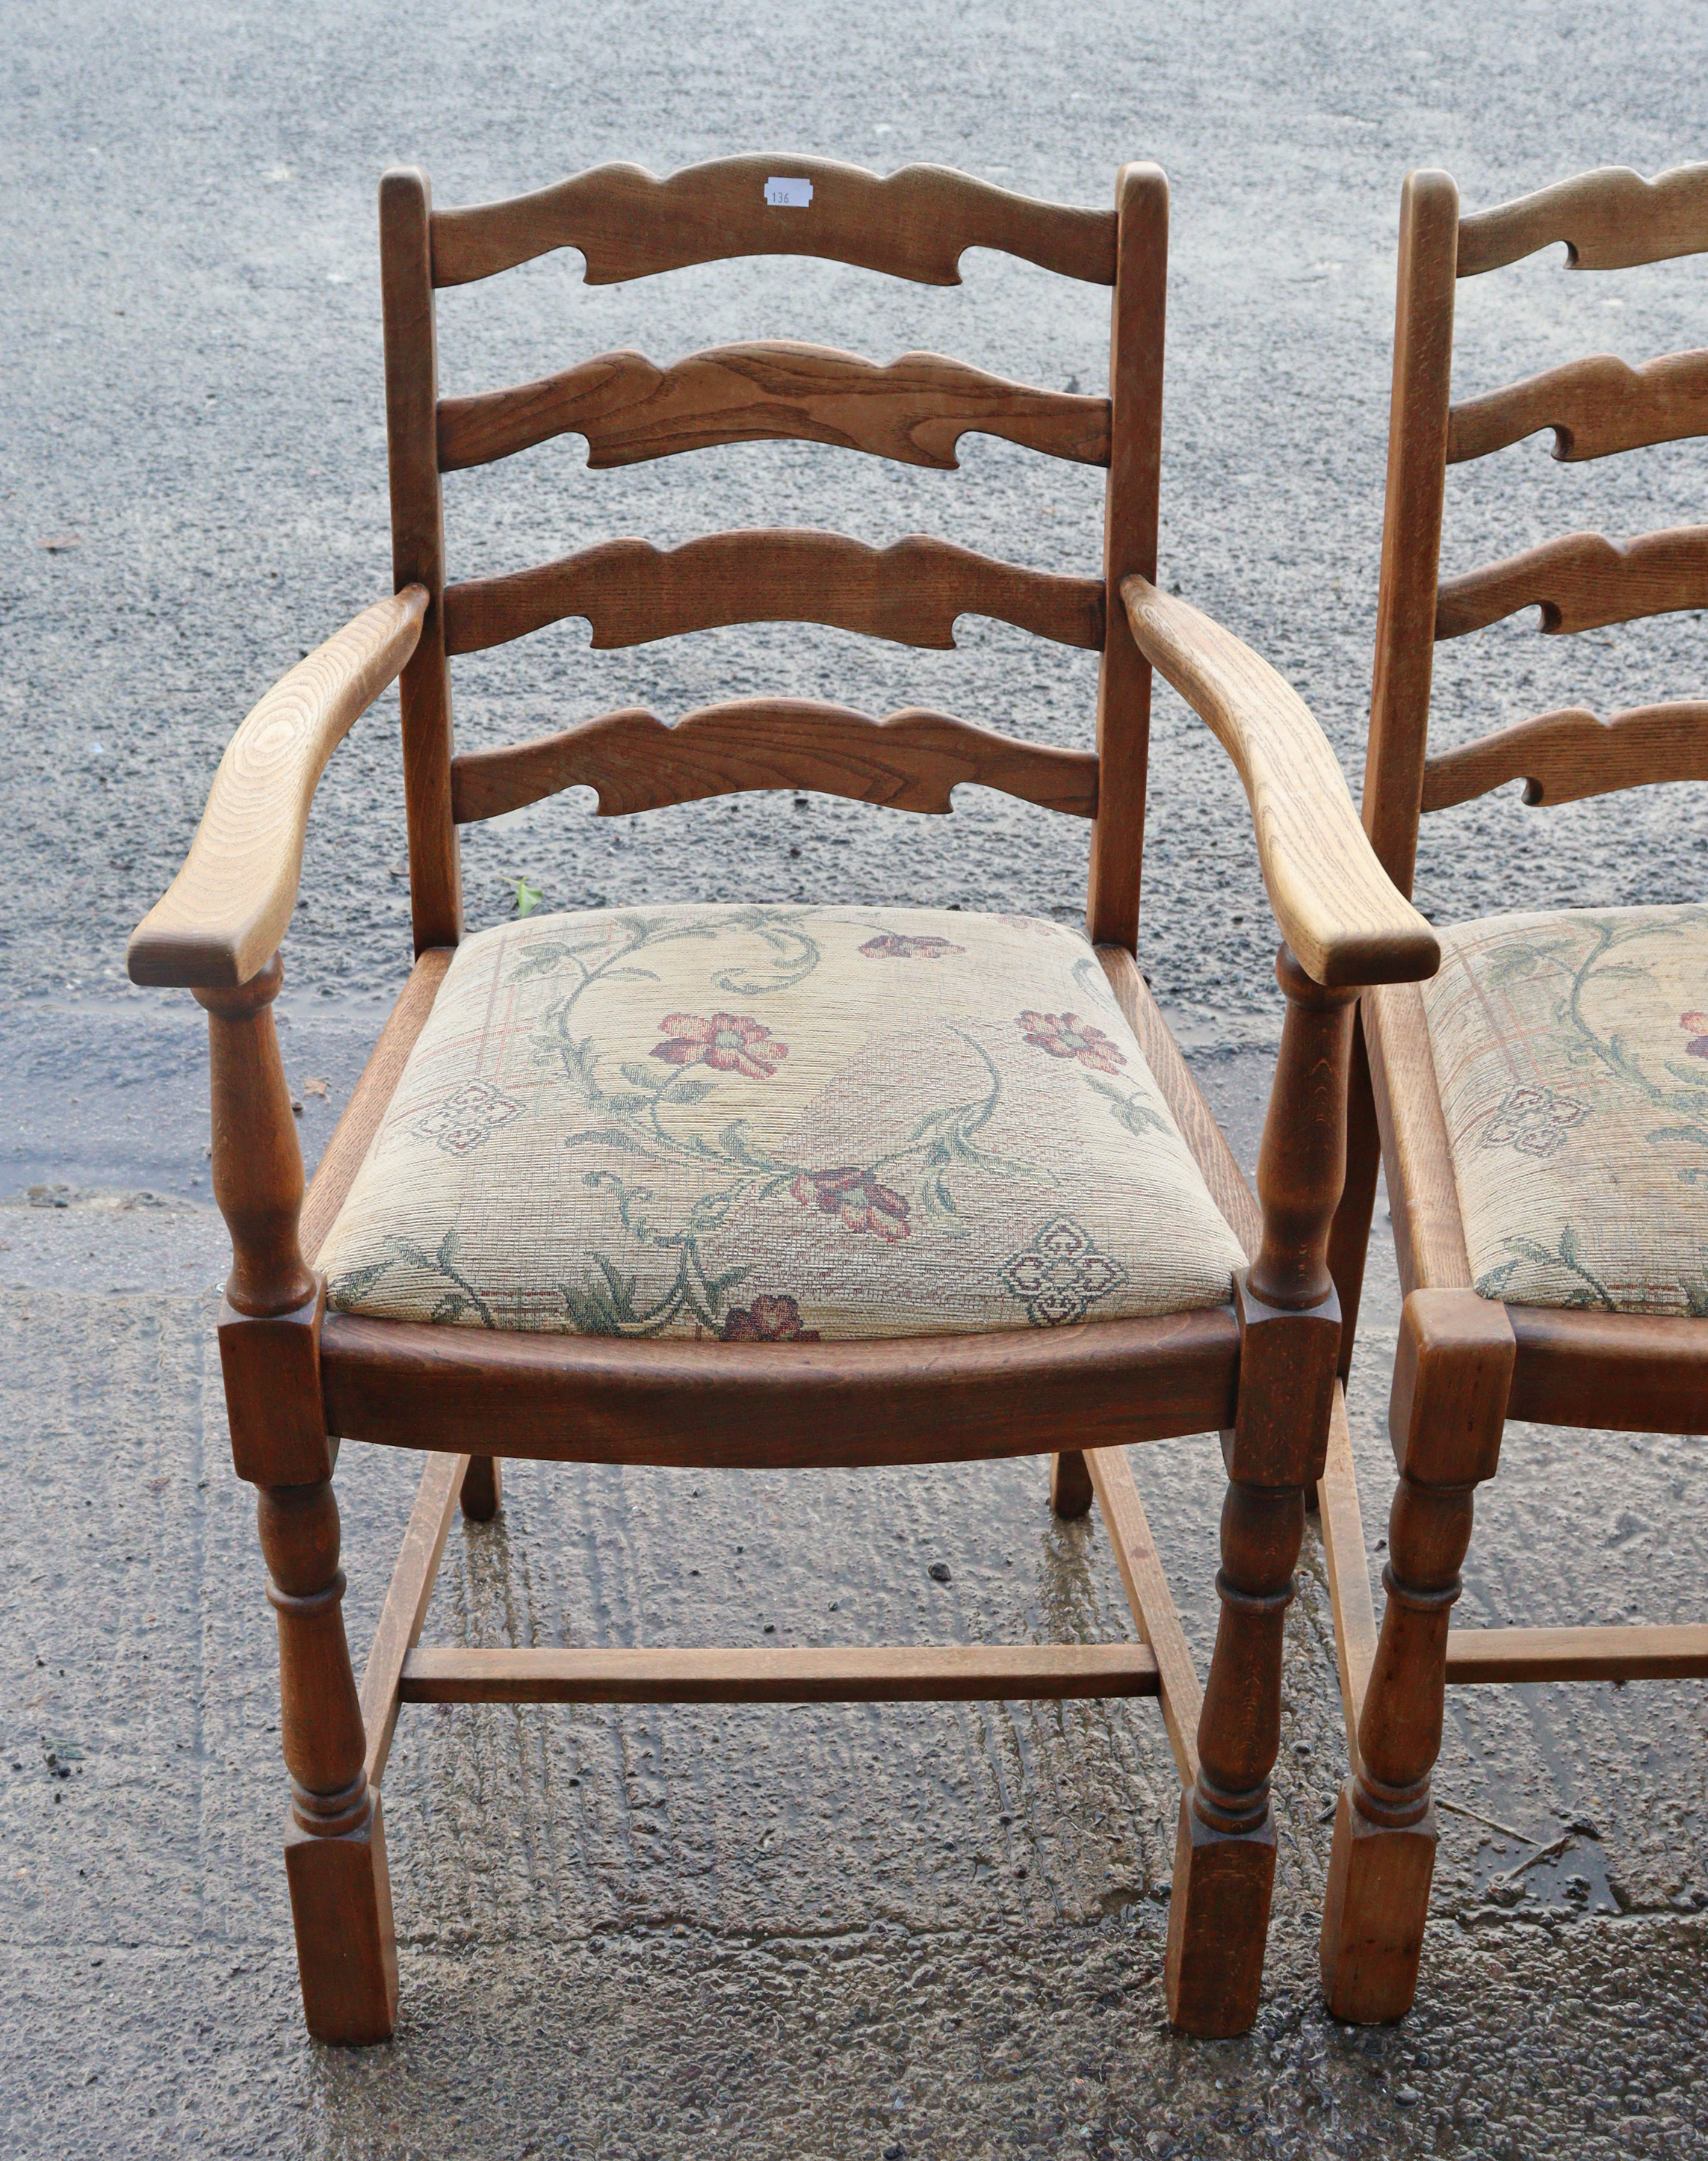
(1120, 578), (1438, 988)
(128, 590), (429, 989)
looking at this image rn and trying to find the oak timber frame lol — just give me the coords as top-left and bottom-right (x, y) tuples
(1317, 161), (1708, 2025)
(129, 155), (1435, 2045)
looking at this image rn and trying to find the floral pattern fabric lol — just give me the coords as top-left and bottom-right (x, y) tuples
(317, 904), (1246, 1341)
(1420, 903), (1708, 1316)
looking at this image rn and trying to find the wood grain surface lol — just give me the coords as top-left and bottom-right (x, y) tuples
(450, 699), (1098, 823)
(1421, 699), (1708, 810)
(380, 168), (463, 953)
(1362, 981), (1472, 1298)
(127, 590), (427, 989)
(443, 531), (1104, 656)
(429, 155), (1117, 289)
(1086, 1444), (1202, 1781)
(1456, 161), (1708, 276)
(299, 948), (451, 1265)
(1095, 945), (1259, 1257)
(1507, 1306), (1708, 1435)
(1086, 162), (1168, 950)
(1361, 169), (1460, 898)
(1435, 525), (1708, 639)
(318, 1305), (1240, 1470)
(1444, 1624), (1708, 1684)
(1316, 1383), (1378, 1776)
(1119, 578), (1439, 988)
(359, 1450), (469, 1787)
(438, 340), (1111, 472)
(398, 1640), (1161, 1704)
(1447, 348), (1708, 464)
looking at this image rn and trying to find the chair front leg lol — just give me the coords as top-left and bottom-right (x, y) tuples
(1320, 1288), (1513, 2023)
(197, 958), (397, 2043)
(1166, 949), (1354, 2035)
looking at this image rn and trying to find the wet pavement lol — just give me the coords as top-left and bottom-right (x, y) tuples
(4, 0), (1708, 2154)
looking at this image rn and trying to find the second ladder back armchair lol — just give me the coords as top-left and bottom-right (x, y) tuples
(1318, 161), (1708, 2024)
(128, 153), (1435, 2045)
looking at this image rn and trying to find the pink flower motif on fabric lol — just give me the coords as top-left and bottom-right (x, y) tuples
(720, 1293), (821, 1342)
(1681, 1011), (1708, 1059)
(790, 1166), (912, 1242)
(651, 1012), (788, 1080)
(1016, 1010), (1127, 1075)
(858, 932), (966, 959)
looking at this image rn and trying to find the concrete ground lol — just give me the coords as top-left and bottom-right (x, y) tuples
(4, 1), (1707, 2155)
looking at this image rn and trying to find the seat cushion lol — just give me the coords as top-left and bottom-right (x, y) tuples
(317, 904), (1246, 1341)
(1421, 902), (1708, 1316)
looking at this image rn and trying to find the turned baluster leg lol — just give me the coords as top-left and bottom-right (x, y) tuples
(1166, 948), (1354, 2037)
(196, 957), (397, 2044)
(1321, 1287), (1512, 2022)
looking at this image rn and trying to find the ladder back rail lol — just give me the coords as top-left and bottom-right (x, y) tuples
(438, 341), (1112, 473)
(1421, 699), (1708, 811)
(449, 699), (1098, 823)
(1456, 162), (1708, 277)
(380, 167), (463, 951)
(1446, 348), (1708, 466)
(428, 155), (1118, 290)
(442, 531), (1106, 656)
(1435, 525), (1708, 640)
(1086, 163), (1168, 950)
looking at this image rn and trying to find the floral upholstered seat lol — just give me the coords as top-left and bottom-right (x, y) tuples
(1420, 902), (1708, 1316)
(317, 904), (1248, 1341)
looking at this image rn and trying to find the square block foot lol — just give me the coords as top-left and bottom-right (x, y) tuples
(1164, 1789), (1277, 2038)
(284, 1793), (399, 2044)
(1319, 1781), (1437, 2024)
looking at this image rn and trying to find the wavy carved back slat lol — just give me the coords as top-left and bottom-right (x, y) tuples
(430, 156), (1117, 289)
(449, 699), (1100, 823)
(1447, 350), (1708, 465)
(1434, 526), (1708, 640)
(437, 341), (1112, 474)
(1421, 701), (1708, 811)
(1456, 163), (1708, 276)
(442, 531), (1107, 657)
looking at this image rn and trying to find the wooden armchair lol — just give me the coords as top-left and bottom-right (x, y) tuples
(1316, 162), (1708, 2024)
(128, 155), (1435, 2045)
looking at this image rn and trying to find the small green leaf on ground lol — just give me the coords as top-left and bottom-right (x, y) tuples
(514, 877), (543, 918)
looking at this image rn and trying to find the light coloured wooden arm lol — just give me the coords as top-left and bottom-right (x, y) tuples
(128, 589), (429, 989)
(1120, 578), (1438, 987)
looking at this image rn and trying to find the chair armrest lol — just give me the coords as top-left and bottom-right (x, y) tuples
(1120, 577), (1439, 988)
(127, 589), (429, 989)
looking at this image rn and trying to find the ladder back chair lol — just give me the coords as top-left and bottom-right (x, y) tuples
(1316, 162), (1708, 2024)
(128, 155), (1435, 2045)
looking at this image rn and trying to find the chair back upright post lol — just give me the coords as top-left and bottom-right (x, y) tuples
(1360, 169), (1458, 901)
(1086, 163), (1167, 952)
(380, 168), (462, 956)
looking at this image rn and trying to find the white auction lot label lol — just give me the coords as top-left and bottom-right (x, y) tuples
(764, 176), (814, 207)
